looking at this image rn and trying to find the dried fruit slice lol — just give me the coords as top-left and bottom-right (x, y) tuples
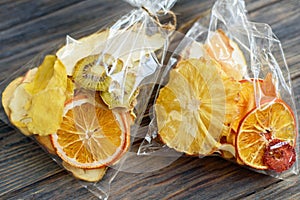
(263, 139), (296, 173)
(155, 58), (240, 155)
(9, 80), (33, 129)
(51, 96), (130, 168)
(72, 54), (123, 91)
(2, 77), (23, 117)
(62, 161), (107, 182)
(100, 72), (138, 109)
(232, 75), (277, 133)
(27, 87), (66, 136)
(236, 99), (297, 170)
(57, 28), (165, 76)
(34, 135), (56, 154)
(205, 29), (247, 80)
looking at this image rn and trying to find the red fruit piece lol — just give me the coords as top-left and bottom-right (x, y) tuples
(263, 139), (296, 173)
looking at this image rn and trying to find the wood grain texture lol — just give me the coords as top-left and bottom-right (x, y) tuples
(0, 0), (299, 199)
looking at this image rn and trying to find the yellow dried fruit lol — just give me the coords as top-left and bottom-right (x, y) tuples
(2, 77), (23, 117)
(9, 82), (32, 128)
(7, 56), (67, 136)
(155, 58), (240, 155)
(62, 161), (107, 182)
(26, 88), (66, 136)
(24, 55), (57, 94)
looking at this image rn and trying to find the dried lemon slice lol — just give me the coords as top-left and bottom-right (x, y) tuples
(72, 54), (123, 91)
(155, 58), (240, 155)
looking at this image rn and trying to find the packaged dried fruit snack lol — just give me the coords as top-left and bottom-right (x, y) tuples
(0, 0), (177, 198)
(139, 0), (299, 179)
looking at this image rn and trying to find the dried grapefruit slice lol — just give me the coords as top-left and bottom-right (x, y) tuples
(236, 99), (297, 171)
(51, 96), (130, 168)
(155, 58), (240, 155)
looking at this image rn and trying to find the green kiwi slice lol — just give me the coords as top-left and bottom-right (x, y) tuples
(72, 54), (123, 91)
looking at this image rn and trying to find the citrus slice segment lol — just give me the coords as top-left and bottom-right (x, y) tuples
(236, 99), (297, 171)
(155, 58), (240, 155)
(51, 96), (130, 168)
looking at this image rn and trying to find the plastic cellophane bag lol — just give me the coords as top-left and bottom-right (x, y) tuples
(139, 0), (299, 179)
(0, 0), (176, 199)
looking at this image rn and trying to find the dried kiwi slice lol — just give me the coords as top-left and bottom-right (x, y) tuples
(72, 54), (123, 91)
(101, 72), (139, 109)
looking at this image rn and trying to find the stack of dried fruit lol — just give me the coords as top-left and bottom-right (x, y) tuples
(155, 29), (297, 173)
(2, 27), (165, 182)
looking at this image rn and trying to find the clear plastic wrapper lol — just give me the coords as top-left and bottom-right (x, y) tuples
(139, 0), (299, 179)
(0, 0), (176, 199)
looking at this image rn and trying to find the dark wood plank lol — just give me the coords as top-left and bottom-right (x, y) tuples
(0, 0), (84, 31)
(0, 0), (299, 199)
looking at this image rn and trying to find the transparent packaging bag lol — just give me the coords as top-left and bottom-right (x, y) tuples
(139, 0), (299, 179)
(0, 0), (176, 199)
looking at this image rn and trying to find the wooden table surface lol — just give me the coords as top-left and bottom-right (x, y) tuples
(0, 0), (299, 199)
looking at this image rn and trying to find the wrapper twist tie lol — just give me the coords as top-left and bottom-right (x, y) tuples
(142, 6), (177, 31)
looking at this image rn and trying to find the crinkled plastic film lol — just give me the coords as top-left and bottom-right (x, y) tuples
(0, 0), (176, 199)
(139, 0), (299, 179)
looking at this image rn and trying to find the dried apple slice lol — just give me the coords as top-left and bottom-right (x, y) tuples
(205, 29), (247, 80)
(62, 161), (107, 182)
(34, 135), (56, 154)
(2, 77), (23, 117)
(57, 27), (165, 76)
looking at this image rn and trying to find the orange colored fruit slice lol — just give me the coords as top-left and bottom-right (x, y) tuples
(236, 99), (297, 170)
(155, 58), (240, 155)
(232, 74), (277, 133)
(51, 96), (130, 169)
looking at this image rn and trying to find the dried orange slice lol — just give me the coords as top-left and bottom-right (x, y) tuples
(231, 75), (277, 133)
(236, 99), (297, 171)
(51, 95), (130, 169)
(155, 58), (240, 155)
